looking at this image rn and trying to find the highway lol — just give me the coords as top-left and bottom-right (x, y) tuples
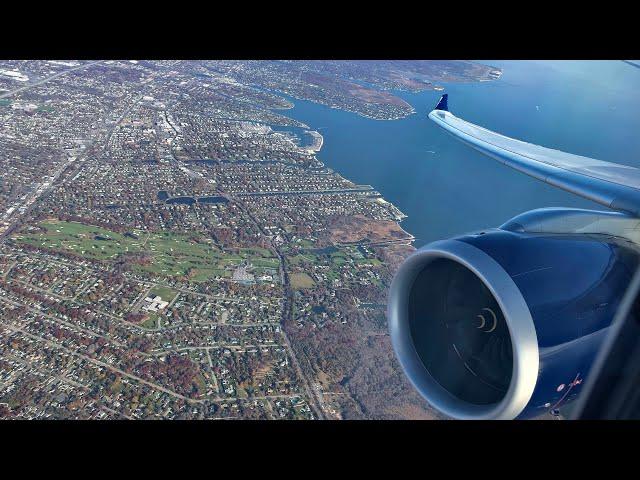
(0, 60), (102, 100)
(0, 152), (82, 239)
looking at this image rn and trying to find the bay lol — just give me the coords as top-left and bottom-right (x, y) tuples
(282, 60), (640, 247)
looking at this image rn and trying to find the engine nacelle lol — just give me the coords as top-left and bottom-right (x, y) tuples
(389, 220), (639, 419)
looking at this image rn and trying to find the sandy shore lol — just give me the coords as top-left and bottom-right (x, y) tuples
(305, 130), (324, 152)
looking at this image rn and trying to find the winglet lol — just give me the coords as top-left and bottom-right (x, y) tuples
(434, 93), (448, 112)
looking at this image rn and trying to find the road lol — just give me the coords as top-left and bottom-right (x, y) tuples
(0, 151), (84, 239)
(233, 186), (376, 197)
(232, 198), (327, 419)
(0, 60), (103, 100)
(1, 322), (199, 403)
(0, 85), (147, 241)
(0, 63), (327, 418)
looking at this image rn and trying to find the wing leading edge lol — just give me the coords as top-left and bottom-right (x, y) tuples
(428, 94), (640, 217)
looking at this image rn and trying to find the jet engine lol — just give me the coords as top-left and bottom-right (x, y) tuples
(388, 209), (640, 419)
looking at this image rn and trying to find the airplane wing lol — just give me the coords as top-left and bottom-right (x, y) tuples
(428, 94), (640, 217)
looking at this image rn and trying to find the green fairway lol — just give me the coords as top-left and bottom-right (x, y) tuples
(251, 258), (281, 269)
(14, 220), (278, 283)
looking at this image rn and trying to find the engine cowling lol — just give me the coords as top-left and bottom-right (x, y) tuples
(388, 227), (639, 419)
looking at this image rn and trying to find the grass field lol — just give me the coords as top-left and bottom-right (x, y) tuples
(14, 220), (279, 283)
(141, 315), (159, 329)
(148, 286), (178, 303)
(290, 272), (315, 290)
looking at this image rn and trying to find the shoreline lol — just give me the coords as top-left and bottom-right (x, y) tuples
(304, 124), (416, 252)
(304, 129), (323, 153)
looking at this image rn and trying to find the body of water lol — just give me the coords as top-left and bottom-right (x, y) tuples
(282, 61), (640, 247)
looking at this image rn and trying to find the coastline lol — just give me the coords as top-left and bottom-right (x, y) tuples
(302, 125), (416, 252)
(261, 67), (507, 252)
(304, 130), (323, 153)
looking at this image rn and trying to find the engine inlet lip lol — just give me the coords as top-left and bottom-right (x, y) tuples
(388, 239), (540, 420)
